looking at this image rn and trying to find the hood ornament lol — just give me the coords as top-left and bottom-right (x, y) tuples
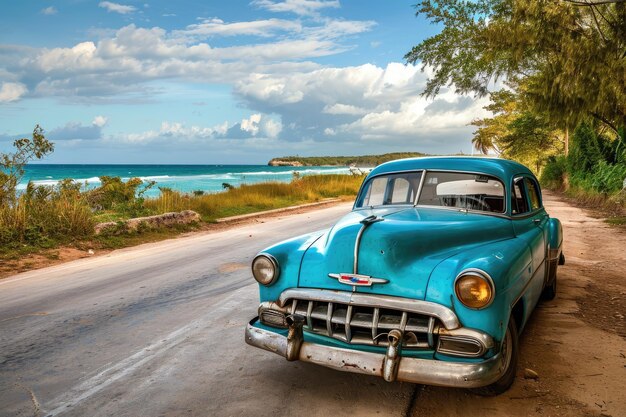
(328, 273), (389, 287)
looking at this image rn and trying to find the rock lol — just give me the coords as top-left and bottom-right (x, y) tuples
(88, 249), (95, 255)
(94, 210), (201, 235)
(268, 159), (304, 167)
(524, 368), (539, 380)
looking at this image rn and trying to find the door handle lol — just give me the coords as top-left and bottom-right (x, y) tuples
(533, 218), (542, 224)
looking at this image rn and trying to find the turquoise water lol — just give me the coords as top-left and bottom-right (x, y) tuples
(20, 164), (353, 198)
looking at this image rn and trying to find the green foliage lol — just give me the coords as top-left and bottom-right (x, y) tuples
(406, 0), (625, 134)
(540, 156), (568, 190)
(569, 122), (605, 172)
(86, 176), (155, 217)
(542, 122), (626, 198)
(269, 152), (428, 167)
(0, 180), (94, 248)
(0, 125), (93, 250)
(0, 125), (54, 205)
(471, 89), (564, 171)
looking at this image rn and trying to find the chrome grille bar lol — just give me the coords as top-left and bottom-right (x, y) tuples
(288, 298), (438, 349)
(345, 305), (353, 342)
(278, 288), (460, 329)
(372, 307), (380, 341)
(259, 289), (494, 357)
(326, 302), (333, 337)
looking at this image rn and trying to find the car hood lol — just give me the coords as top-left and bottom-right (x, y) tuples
(298, 206), (515, 299)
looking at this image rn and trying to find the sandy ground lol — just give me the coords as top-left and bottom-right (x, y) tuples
(0, 192), (624, 417)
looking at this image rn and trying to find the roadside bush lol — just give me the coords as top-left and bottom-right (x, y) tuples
(86, 176), (155, 217)
(0, 180), (94, 248)
(540, 156), (568, 189)
(588, 161), (626, 194)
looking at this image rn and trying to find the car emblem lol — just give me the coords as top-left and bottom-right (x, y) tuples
(328, 273), (389, 287)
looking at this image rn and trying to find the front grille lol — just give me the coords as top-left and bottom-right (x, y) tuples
(283, 298), (439, 349)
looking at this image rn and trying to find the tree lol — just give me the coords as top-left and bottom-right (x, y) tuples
(405, 0), (625, 136)
(471, 89), (564, 171)
(0, 125), (54, 205)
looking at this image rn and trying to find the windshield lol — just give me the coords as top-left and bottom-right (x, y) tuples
(355, 170), (506, 213)
(417, 171), (505, 213)
(355, 171), (423, 208)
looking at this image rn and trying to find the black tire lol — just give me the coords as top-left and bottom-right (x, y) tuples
(541, 260), (558, 300)
(470, 318), (519, 396)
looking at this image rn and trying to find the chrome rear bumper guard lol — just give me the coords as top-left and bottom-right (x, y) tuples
(245, 317), (505, 388)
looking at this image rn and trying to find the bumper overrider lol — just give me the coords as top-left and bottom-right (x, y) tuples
(245, 289), (507, 388)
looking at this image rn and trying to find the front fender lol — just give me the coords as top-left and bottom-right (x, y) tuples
(257, 230), (326, 301)
(425, 237), (532, 343)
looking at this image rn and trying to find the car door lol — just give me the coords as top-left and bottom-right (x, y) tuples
(511, 176), (548, 312)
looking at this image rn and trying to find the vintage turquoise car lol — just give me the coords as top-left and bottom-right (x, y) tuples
(245, 157), (564, 395)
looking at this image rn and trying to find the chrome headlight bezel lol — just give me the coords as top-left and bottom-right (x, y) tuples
(251, 253), (280, 286)
(454, 268), (495, 310)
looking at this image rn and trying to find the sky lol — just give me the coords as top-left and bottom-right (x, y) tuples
(0, 0), (491, 164)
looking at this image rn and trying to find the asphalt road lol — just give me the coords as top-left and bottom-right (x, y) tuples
(1, 195), (624, 417)
(1, 202), (416, 417)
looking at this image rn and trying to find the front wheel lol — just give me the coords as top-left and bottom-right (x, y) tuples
(470, 318), (519, 396)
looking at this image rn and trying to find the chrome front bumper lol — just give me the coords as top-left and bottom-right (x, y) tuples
(245, 317), (505, 388)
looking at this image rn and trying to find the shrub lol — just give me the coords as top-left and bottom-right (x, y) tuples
(588, 161), (626, 194)
(86, 176), (155, 217)
(0, 180), (94, 248)
(540, 156), (568, 189)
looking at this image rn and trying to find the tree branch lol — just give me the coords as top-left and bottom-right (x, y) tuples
(590, 112), (620, 134)
(562, 0), (625, 6)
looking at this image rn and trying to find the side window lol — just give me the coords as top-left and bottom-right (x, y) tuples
(363, 177), (387, 206)
(524, 178), (541, 210)
(511, 178), (530, 215)
(390, 178), (411, 204)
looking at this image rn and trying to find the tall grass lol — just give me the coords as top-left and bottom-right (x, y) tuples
(0, 181), (94, 249)
(0, 174), (364, 256)
(144, 174), (364, 220)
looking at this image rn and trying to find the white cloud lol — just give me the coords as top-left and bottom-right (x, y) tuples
(323, 103), (367, 115)
(252, 0), (340, 16)
(49, 121), (104, 141)
(234, 62), (490, 151)
(92, 115), (108, 127)
(240, 114), (262, 135)
(261, 117), (283, 138)
(9, 17), (372, 100)
(181, 18), (302, 38)
(0, 82), (28, 102)
(118, 114), (282, 144)
(41, 6), (58, 15)
(98, 1), (137, 14)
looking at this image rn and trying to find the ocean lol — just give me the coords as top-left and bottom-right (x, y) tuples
(20, 164), (354, 198)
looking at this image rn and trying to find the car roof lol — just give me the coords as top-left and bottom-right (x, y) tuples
(367, 156), (534, 182)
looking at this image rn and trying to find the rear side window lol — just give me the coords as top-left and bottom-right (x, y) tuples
(524, 178), (542, 210)
(511, 178), (529, 215)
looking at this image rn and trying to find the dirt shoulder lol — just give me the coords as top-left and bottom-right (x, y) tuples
(0, 199), (346, 280)
(409, 190), (626, 417)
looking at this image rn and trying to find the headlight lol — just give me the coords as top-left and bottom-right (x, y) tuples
(251, 254), (279, 285)
(454, 269), (495, 309)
